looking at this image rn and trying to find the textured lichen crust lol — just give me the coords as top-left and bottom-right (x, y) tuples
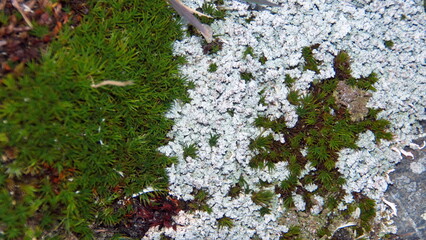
(151, 0), (425, 239)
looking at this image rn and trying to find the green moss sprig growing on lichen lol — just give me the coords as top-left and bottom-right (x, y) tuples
(243, 46), (255, 59)
(217, 216), (234, 229)
(302, 44), (322, 74)
(209, 133), (221, 147)
(208, 63), (218, 72)
(259, 54), (268, 65)
(251, 46), (393, 238)
(280, 226), (302, 240)
(384, 40), (394, 49)
(227, 175), (250, 198)
(252, 190), (274, 216)
(199, 2), (227, 25)
(183, 143), (198, 159)
(240, 71), (254, 82)
(251, 190), (274, 207)
(188, 188), (213, 213)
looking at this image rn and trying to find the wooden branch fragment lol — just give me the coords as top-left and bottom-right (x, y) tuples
(168, 0), (213, 43)
(11, 0), (33, 28)
(91, 80), (134, 88)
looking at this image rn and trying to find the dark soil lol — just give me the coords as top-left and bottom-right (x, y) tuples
(0, 0), (88, 78)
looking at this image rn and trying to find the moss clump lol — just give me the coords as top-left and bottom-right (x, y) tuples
(227, 175), (249, 198)
(357, 194), (376, 235)
(199, 2), (226, 24)
(183, 143), (198, 159)
(0, 0), (188, 238)
(217, 216), (234, 229)
(208, 63), (218, 72)
(209, 133), (220, 147)
(259, 54), (268, 65)
(280, 226), (302, 240)
(251, 190), (274, 207)
(243, 46), (255, 59)
(284, 74), (296, 88)
(203, 39), (223, 55)
(384, 40), (394, 49)
(252, 46), (393, 238)
(302, 44), (322, 74)
(240, 71), (254, 82)
(333, 50), (352, 80)
(187, 188), (213, 213)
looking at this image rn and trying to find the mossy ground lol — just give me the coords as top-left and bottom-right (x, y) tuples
(0, 0), (189, 238)
(251, 47), (392, 239)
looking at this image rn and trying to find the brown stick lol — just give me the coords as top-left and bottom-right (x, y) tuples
(11, 0), (33, 28)
(91, 80), (134, 88)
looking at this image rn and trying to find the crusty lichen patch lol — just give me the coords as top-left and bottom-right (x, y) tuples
(333, 81), (372, 122)
(252, 47), (393, 239)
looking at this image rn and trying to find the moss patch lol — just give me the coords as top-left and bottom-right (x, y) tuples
(253, 47), (392, 238)
(0, 0), (188, 238)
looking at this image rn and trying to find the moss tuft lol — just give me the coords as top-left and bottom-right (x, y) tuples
(240, 71), (254, 82)
(302, 44), (321, 73)
(217, 216), (234, 229)
(384, 40), (394, 49)
(183, 144), (198, 159)
(251, 190), (274, 207)
(208, 63), (218, 72)
(243, 46), (255, 59)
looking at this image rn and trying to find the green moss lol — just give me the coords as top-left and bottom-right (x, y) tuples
(227, 108), (235, 116)
(199, 2), (226, 24)
(287, 90), (299, 105)
(227, 175), (250, 198)
(251, 190), (274, 207)
(252, 46), (393, 237)
(217, 216), (234, 229)
(284, 74), (296, 88)
(334, 50), (352, 80)
(243, 46), (255, 59)
(240, 71), (254, 82)
(259, 206), (272, 216)
(280, 226), (302, 240)
(203, 40), (223, 55)
(282, 196), (294, 209)
(358, 196), (376, 233)
(316, 227), (331, 238)
(0, 0), (188, 238)
(188, 189), (212, 213)
(346, 72), (378, 91)
(183, 144), (198, 159)
(302, 44), (321, 74)
(208, 63), (218, 72)
(29, 23), (50, 38)
(259, 54), (268, 65)
(209, 134), (220, 147)
(245, 13), (256, 24)
(0, 11), (9, 25)
(384, 40), (394, 49)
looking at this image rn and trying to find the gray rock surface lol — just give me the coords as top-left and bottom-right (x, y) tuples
(386, 133), (426, 240)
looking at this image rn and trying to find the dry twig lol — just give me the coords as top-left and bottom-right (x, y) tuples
(91, 80), (134, 88)
(11, 0), (33, 28)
